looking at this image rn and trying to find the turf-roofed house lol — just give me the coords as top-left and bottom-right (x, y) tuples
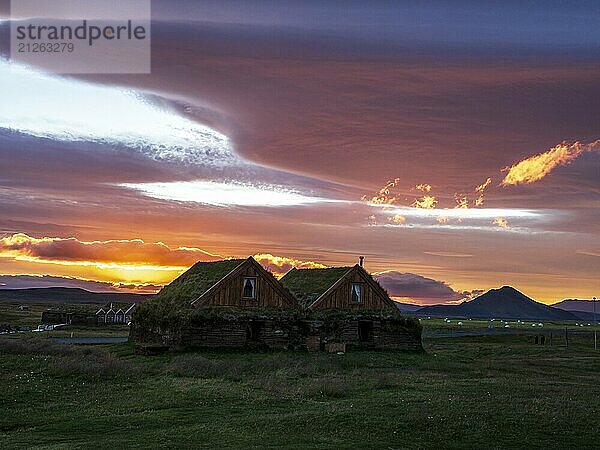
(280, 260), (422, 351)
(131, 256), (422, 352)
(131, 257), (303, 350)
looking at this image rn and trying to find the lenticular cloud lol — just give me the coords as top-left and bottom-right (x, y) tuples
(0, 59), (345, 207)
(0, 59), (235, 166)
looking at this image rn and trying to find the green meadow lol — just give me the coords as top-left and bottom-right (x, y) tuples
(1, 322), (599, 449)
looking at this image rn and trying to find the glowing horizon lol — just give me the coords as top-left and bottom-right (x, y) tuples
(1, 4), (598, 305)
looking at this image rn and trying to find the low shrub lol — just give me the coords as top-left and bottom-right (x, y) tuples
(253, 375), (301, 398)
(303, 377), (352, 398)
(167, 354), (251, 379)
(374, 372), (400, 389)
(0, 337), (75, 356)
(0, 337), (137, 377)
(54, 350), (137, 377)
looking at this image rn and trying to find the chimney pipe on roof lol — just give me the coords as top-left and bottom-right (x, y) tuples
(359, 256), (364, 267)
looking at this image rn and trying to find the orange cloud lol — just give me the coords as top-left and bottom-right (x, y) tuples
(362, 178), (401, 204)
(454, 193), (469, 209)
(492, 217), (509, 228)
(389, 214), (406, 224)
(0, 233), (220, 268)
(501, 140), (600, 186)
(412, 195), (437, 209)
(474, 177), (492, 206)
(253, 253), (327, 277)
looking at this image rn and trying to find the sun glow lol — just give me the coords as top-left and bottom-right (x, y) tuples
(0, 257), (185, 286)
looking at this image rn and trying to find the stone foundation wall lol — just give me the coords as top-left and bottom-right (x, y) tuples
(179, 322), (246, 348)
(317, 319), (423, 351)
(131, 317), (422, 352)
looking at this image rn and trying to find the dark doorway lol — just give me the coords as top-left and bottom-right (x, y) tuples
(358, 320), (373, 342)
(246, 320), (264, 343)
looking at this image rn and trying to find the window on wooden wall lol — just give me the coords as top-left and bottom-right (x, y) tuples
(351, 283), (363, 303)
(242, 277), (257, 299)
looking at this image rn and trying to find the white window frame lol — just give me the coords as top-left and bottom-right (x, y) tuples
(242, 277), (257, 300)
(350, 283), (364, 303)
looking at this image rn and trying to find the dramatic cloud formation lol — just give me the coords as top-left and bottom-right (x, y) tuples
(474, 178), (492, 206)
(501, 141), (600, 186)
(362, 178), (401, 205)
(576, 249), (600, 258)
(374, 271), (481, 305)
(454, 193), (469, 209)
(412, 195), (438, 209)
(253, 253), (327, 277)
(0, 274), (160, 293)
(0, 3), (599, 304)
(493, 217), (509, 229)
(423, 252), (473, 258)
(0, 233), (219, 268)
(121, 181), (334, 207)
(389, 214), (406, 225)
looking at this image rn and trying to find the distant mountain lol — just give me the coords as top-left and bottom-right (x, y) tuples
(0, 287), (149, 305)
(394, 301), (424, 313)
(552, 299), (598, 314)
(551, 299), (599, 322)
(417, 286), (577, 321)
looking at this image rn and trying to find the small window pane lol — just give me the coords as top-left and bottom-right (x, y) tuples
(351, 283), (363, 303)
(243, 278), (256, 299)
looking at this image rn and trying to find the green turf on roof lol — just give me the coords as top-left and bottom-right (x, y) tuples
(155, 259), (245, 305)
(279, 267), (352, 307)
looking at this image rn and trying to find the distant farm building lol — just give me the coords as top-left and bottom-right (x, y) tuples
(131, 256), (422, 352)
(96, 303), (136, 324)
(42, 302), (137, 326)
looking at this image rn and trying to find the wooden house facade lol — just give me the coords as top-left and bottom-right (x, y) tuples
(131, 257), (303, 349)
(281, 264), (421, 351)
(131, 257), (422, 352)
(191, 257), (298, 309)
(281, 265), (398, 311)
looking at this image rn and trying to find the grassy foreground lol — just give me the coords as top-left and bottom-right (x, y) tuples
(1, 333), (599, 449)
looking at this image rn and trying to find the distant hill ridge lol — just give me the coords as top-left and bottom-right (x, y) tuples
(0, 287), (149, 305)
(551, 299), (598, 314)
(407, 286), (578, 321)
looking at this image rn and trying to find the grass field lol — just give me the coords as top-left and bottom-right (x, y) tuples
(0, 302), (49, 329)
(1, 326), (599, 449)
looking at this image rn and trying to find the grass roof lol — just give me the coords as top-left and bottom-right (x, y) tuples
(280, 267), (352, 308)
(154, 259), (245, 306)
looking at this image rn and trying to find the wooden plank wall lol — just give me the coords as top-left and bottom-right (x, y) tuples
(314, 269), (395, 311)
(202, 263), (293, 308)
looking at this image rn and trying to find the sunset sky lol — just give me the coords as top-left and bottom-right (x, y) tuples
(0, 1), (598, 304)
